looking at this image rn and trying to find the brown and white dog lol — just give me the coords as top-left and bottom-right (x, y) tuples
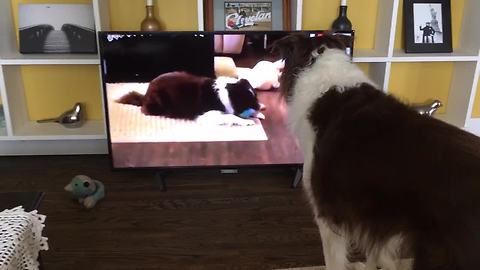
(117, 71), (264, 126)
(273, 33), (480, 270)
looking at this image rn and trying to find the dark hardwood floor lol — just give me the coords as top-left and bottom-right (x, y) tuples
(0, 155), (324, 270)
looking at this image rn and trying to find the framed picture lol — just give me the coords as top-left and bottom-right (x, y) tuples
(404, 0), (452, 53)
(202, 0), (294, 31)
(18, 4), (97, 54)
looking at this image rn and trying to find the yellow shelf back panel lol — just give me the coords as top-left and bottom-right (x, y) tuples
(302, 0), (379, 49)
(388, 62), (454, 114)
(394, 0), (465, 50)
(11, 0), (93, 45)
(473, 76), (480, 118)
(21, 65), (103, 121)
(356, 63), (370, 76)
(109, 0), (198, 31)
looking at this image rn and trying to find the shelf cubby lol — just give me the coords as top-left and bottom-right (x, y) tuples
(108, 0), (198, 31)
(388, 61), (479, 129)
(12, 120), (105, 140)
(0, 0), (107, 144)
(393, 0), (480, 54)
(472, 75), (480, 118)
(352, 49), (389, 63)
(2, 0), (99, 65)
(389, 62), (453, 111)
(1, 65), (105, 139)
(0, 52), (100, 65)
(0, 100), (6, 137)
(465, 74), (480, 133)
(0, 70), (5, 136)
(391, 50), (479, 62)
(444, 61), (479, 128)
(0, 65), (13, 137)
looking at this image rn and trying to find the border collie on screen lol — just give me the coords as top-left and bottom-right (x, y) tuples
(116, 71), (264, 126)
(273, 33), (480, 270)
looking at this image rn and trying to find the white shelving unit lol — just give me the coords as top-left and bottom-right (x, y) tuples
(350, 0), (480, 134)
(0, 0), (479, 155)
(0, 0), (108, 155)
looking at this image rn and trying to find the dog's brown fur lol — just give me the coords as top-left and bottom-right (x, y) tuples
(116, 71), (261, 120)
(274, 33), (480, 269)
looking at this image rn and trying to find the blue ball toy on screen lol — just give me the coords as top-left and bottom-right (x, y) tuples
(239, 108), (257, 119)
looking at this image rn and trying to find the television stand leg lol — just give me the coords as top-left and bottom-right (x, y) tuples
(291, 167), (302, 188)
(154, 171), (168, 192)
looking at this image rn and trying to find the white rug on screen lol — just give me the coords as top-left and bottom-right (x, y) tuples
(106, 83), (268, 143)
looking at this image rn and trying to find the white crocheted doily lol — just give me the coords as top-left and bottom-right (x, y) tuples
(0, 206), (48, 270)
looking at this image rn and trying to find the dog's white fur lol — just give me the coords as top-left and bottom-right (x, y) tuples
(196, 110), (255, 126)
(214, 76), (237, 114)
(194, 76), (260, 127)
(287, 48), (410, 270)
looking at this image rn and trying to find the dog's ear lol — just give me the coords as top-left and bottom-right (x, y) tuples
(272, 32), (349, 100)
(273, 32), (347, 59)
(201, 77), (216, 93)
(271, 33), (313, 61)
(311, 32), (347, 56)
(272, 34), (316, 99)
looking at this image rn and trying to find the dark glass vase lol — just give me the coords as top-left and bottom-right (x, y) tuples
(331, 5), (352, 32)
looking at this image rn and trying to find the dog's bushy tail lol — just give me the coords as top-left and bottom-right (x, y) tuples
(116, 91), (144, 106)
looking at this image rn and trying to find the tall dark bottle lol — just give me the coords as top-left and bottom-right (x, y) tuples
(331, 5), (352, 32)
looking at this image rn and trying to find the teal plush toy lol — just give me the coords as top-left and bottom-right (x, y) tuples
(64, 175), (105, 209)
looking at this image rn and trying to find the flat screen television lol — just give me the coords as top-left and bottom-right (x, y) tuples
(98, 30), (353, 169)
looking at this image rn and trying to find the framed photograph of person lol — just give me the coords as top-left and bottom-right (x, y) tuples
(202, 0), (295, 31)
(404, 0), (452, 53)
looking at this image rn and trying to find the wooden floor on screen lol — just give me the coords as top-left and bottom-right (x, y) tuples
(110, 90), (303, 168)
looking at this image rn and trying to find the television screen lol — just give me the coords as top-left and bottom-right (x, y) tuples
(99, 31), (353, 169)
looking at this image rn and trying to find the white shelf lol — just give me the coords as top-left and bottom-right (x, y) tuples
(352, 49), (389, 63)
(392, 49), (480, 62)
(466, 118), (480, 134)
(0, 127), (6, 137)
(0, 0), (107, 153)
(9, 120), (105, 140)
(0, 139), (108, 155)
(0, 52), (99, 65)
(356, 50), (480, 64)
(0, 0), (101, 66)
(0, 106), (5, 136)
